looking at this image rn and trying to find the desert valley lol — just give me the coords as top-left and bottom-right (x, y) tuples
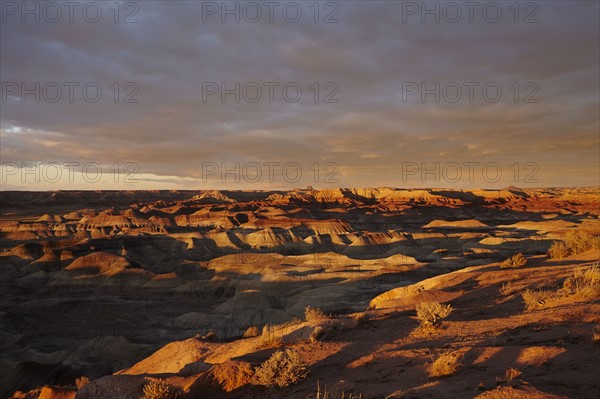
(0, 187), (598, 399)
(2, 0), (599, 397)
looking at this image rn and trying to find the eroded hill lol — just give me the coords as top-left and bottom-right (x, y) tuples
(1, 187), (598, 398)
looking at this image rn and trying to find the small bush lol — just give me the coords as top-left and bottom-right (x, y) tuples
(504, 367), (521, 382)
(521, 288), (551, 311)
(500, 281), (515, 296)
(548, 241), (570, 259)
(309, 326), (330, 342)
(254, 349), (309, 387)
(259, 324), (283, 348)
(310, 321), (347, 342)
(351, 312), (369, 326)
(496, 367), (522, 385)
(200, 331), (219, 342)
(429, 352), (460, 378)
(243, 325), (260, 338)
(501, 253), (527, 269)
(593, 325), (600, 344)
(140, 379), (181, 399)
(75, 376), (90, 390)
(305, 306), (328, 323)
(416, 301), (453, 327)
(309, 326), (326, 343)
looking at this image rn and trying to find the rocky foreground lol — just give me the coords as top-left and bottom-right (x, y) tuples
(0, 187), (598, 398)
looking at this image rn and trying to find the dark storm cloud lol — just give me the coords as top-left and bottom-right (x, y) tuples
(1, 0), (598, 189)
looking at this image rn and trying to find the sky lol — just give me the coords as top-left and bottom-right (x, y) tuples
(1, 0), (599, 190)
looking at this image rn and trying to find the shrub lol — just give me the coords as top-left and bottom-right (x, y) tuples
(500, 281), (515, 296)
(243, 325), (260, 338)
(501, 253), (527, 269)
(504, 367), (521, 382)
(309, 321), (347, 342)
(200, 331), (219, 342)
(305, 306), (328, 323)
(309, 326), (326, 343)
(548, 241), (571, 259)
(351, 312), (369, 326)
(593, 325), (600, 344)
(259, 324), (283, 348)
(75, 376), (90, 390)
(496, 367), (522, 385)
(415, 301), (453, 327)
(521, 288), (551, 311)
(254, 349), (309, 387)
(429, 352), (460, 378)
(140, 379), (181, 399)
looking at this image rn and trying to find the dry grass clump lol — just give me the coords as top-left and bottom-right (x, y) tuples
(258, 324), (283, 348)
(500, 281), (516, 296)
(140, 379), (181, 399)
(199, 331), (219, 342)
(504, 367), (522, 382)
(350, 312), (369, 326)
(254, 349), (309, 387)
(305, 306), (329, 323)
(548, 230), (600, 259)
(75, 376), (90, 390)
(315, 381), (364, 398)
(592, 325), (600, 344)
(495, 367), (522, 385)
(243, 325), (260, 338)
(309, 326), (326, 343)
(429, 351), (461, 378)
(522, 263), (599, 310)
(500, 253), (528, 269)
(309, 320), (349, 342)
(522, 289), (552, 311)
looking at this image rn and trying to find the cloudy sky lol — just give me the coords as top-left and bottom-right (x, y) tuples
(1, 0), (598, 190)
